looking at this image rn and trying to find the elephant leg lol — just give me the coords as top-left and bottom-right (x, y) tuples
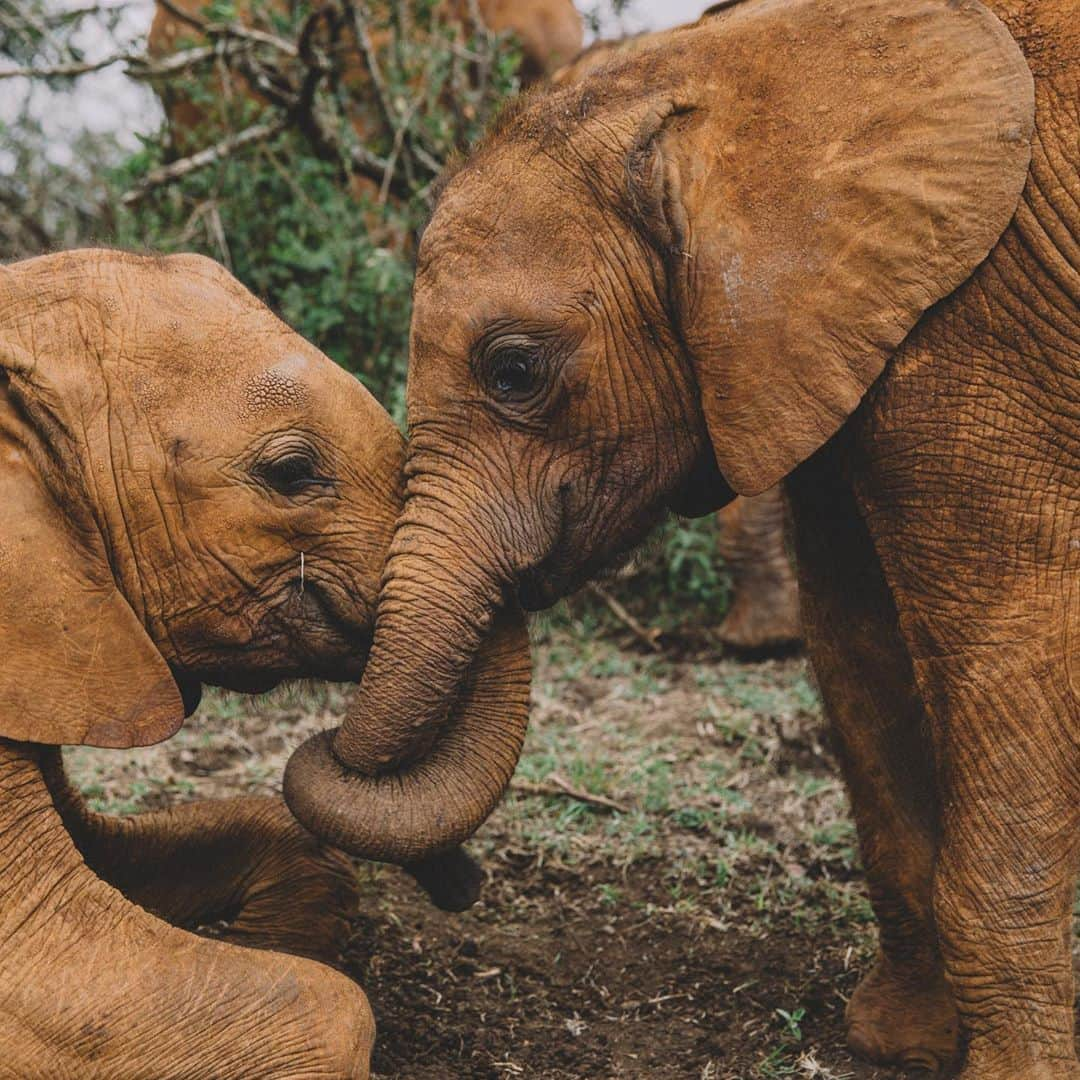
(788, 459), (958, 1073)
(44, 753), (358, 965)
(0, 739), (373, 1079)
(716, 487), (802, 651)
(922, 655), (1080, 1079)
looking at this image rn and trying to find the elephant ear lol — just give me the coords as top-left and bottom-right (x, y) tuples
(0, 338), (185, 749)
(662, 0), (1034, 495)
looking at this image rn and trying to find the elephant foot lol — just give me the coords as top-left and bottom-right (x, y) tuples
(846, 960), (960, 1074)
(718, 591), (802, 651)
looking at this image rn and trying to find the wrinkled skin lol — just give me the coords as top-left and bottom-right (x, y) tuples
(286, 1), (1080, 1075)
(147, 0), (583, 142)
(0, 250), (464, 1078)
(557, 32), (803, 653)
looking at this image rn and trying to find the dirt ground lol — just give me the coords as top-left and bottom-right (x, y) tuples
(67, 612), (908, 1080)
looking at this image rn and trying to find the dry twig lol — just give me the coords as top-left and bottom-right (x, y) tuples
(120, 119), (285, 205)
(586, 582), (663, 652)
(511, 773), (629, 814)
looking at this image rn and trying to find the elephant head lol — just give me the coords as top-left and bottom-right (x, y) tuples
(284, 0), (1034, 860)
(0, 249), (404, 748)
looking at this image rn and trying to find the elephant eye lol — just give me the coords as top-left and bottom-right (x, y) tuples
(486, 346), (541, 403)
(255, 451), (325, 497)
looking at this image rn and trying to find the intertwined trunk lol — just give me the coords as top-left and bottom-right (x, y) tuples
(284, 493), (531, 864)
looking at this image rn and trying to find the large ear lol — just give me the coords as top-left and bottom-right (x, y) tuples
(0, 338), (185, 749)
(658, 0), (1034, 495)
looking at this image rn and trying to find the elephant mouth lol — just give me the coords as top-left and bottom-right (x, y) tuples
(283, 575), (374, 679)
(516, 506), (669, 612)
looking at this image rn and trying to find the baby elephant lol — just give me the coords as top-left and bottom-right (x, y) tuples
(0, 250), (427, 1078)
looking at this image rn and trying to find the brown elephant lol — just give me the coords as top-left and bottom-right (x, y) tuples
(147, 0), (583, 139)
(0, 248), (475, 1077)
(284, 0), (1080, 1075)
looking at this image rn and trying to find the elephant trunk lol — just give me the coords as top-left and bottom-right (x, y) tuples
(283, 496), (531, 864)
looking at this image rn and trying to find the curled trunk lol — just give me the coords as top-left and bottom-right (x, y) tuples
(284, 505), (531, 864)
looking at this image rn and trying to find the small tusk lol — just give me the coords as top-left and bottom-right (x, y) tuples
(299, 551), (305, 596)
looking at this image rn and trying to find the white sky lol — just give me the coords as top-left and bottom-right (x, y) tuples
(1, 1), (709, 162)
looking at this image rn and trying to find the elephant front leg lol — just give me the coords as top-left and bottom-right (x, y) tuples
(788, 462), (959, 1073)
(0, 739), (374, 1080)
(927, 657), (1080, 1079)
(43, 753), (359, 965)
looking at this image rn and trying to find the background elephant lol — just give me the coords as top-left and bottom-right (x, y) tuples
(283, 0), (1080, 1076)
(0, 249), (474, 1078)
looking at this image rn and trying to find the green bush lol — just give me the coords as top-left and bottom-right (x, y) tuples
(114, 135), (419, 413)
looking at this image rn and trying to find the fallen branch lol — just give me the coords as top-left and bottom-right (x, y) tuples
(511, 773), (629, 814)
(586, 582), (663, 652)
(120, 119), (285, 205)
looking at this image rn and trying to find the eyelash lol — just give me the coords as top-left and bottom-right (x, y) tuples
(254, 450), (326, 497)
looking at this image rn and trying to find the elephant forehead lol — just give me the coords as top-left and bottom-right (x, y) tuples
(427, 153), (599, 262)
(240, 356), (314, 418)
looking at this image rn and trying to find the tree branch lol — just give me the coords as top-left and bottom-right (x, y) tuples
(154, 0), (205, 33)
(0, 52), (132, 78)
(120, 119), (285, 205)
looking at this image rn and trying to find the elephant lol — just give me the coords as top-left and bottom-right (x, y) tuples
(147, 0), (583, 142)
(282, 0), (1080, 1075)
(0, 248), (475, 1078)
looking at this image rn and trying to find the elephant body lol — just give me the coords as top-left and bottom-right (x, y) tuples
(282, 1), (1079, 1076)
(799, 31), (1079, 1064)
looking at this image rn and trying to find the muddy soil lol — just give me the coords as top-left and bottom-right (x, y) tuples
(69, 623), (913, 1080)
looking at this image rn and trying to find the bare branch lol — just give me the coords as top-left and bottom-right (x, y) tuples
(343, 0), (397, 137)
(209, 20), (298, 59)
(154, 0), (206, 33)
(128, 43), (217, 78)
(120, 119), (285, 206)
(0, 52), (132, 78)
